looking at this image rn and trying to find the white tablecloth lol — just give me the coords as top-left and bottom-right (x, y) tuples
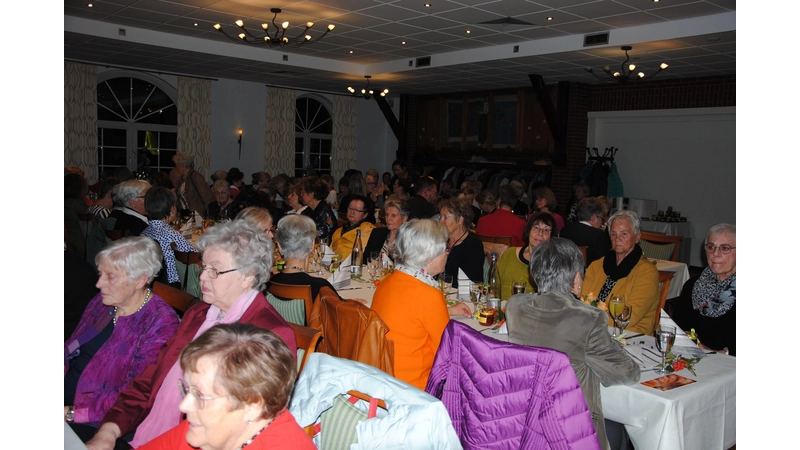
(651, 258), (690, 298)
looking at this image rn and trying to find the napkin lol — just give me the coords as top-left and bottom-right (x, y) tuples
(321, 245), (336, 265)
(492, 321), (508, 335)
(328, 254), (351, 289)
(179, 219), (194, 239)
(457, 268), (470, 297)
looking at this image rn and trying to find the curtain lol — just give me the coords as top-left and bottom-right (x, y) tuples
(64, 62), (98, 183)
(332, 95), (357, 181)
(177, 77), (212, 178)
(265, 87), (295, 176)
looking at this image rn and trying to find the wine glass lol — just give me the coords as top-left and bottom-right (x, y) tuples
(654, 325), (676, 374)
(366, 258), (379, 288)
(441, 274), (453, 299)
(615, 305), (632, 336)
(608, 296), (625, 338)
(469, 281), (482, 316)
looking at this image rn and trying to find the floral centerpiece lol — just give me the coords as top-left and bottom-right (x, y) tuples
(582, 292), (608, 312)
(657, 352), (700, 376)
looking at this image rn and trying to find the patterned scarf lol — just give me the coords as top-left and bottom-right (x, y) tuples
(691, 267), (736, 318)
(597, 245), (643, 302)
(394, 264), (438, 288)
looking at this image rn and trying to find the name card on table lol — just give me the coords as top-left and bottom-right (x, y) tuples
(328, 254), (351, 290)
(458, 268), (470, 297)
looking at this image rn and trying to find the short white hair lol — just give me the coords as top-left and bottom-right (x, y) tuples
(197, 220), (274, 291)
(96, 236), (163, 284)
(394, 219), (448, 269)
(706, 222), (736, 244)
(275, 215), (316, 260)
(607, 210), (641, 236)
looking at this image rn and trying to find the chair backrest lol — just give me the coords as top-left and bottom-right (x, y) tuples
(266, 282), (314, 326)
(104, 229), (129, 241)
(77, 213), (95, 259)
(152, 281), (200, 315)
(578, 245), (588, 266)
(171, 242), (202, 294)
(652, 270), (676, 332)
(308, 287), (394, 376)
(639, 231), (683, 261)
(288, 322), (323, 375)
(474, 232), (512, 247)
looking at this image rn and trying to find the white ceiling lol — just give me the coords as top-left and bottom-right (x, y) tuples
(64, 0), (736, 96)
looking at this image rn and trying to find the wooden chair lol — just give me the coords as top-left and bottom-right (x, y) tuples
(474, 232), (512, 247)
(652, 270), (676, 332)
(577, 246), (588, 267)
(639, 231), (683, 262)
(171, 242), (202, 292)
(104, 229), (129, 241)
(289, 322), (323, 375)
(267, 282), (314, 326)
(76, 212), (95, 259)
(152, 281), (200, 316)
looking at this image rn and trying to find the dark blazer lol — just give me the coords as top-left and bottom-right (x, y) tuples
(109, 209), (148, 236)
(407, 195), (437, 220)
(560, 222), (611, 266)
(101, 293), (296, 436)
(363, 227), (390, 258)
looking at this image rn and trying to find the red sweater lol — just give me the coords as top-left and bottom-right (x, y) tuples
(476, 208), (526, 247)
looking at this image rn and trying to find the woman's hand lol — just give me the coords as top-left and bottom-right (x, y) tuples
(448, 302), (472, 318)
(64, 405), (71, 421)
(85, 423), (121, 450)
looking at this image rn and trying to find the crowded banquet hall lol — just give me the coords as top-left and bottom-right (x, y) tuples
(58, 1), (741, 449)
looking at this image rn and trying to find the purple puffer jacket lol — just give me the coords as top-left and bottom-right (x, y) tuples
(425, 321), (600, 450)
(65, 291), (179, 426)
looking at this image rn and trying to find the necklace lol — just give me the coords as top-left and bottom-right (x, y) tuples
(282, 265), (305, 272)
(240, 424), (269, 448)
(447, 229), (469, 252)
(111, 288), (152, 325)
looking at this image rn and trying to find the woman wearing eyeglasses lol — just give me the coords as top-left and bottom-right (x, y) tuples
(330, 195), (375, 260)
(581, 210), (660, 335)
(672, 223), (736, 356)
(139, 323), (314, 450)
(85, 220), (295, 450)
(498, 212), (558, 299)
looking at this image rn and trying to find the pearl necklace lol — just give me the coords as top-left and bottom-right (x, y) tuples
(112, 288), (152, 325)
(282, 265), (305, 272)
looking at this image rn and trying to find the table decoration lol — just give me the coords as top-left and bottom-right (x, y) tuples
(655, 352), (701, 376)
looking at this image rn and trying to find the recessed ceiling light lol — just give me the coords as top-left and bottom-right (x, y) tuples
(547, 17), (553, 21)
(193, 23), (198, 26)
(87, 3), (93, 7)
(465, 29), (471, 34)
(653, 0), (659, 2)
(349, 50), (354, 54)
(424, 3), (431, 7)
(402, 41), (406, 45)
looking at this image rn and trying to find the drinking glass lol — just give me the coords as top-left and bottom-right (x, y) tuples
(654, 325), (676, 374)
(366, 259), (379, 288)
(615, 305), (632, 336)
(441, 274), (453, 298)
(469, 281), (482, 316)
(608, 297), (625, 337)
(512, 280), (527, 295)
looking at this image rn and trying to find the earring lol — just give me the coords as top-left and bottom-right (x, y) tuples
(247, 420), (252, 425)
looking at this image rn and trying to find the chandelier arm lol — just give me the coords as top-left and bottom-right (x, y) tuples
(305, 29), (332, 45)
(216, 27), (247, 44)
(240, 25), (262, 41)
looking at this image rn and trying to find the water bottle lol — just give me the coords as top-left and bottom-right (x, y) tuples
(351, 229), (363, 276)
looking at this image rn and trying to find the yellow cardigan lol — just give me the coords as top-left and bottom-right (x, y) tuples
(582, 255), (659, 335)
(331, 222), (375, 261)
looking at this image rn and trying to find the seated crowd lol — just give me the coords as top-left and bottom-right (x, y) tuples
(64, 159), (735, 449)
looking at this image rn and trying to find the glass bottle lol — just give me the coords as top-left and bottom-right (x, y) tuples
(487, 253), (501, 300)
(351, 229), (363, 276)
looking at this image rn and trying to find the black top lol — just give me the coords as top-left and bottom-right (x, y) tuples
(109, 209), (148, 236)
(672, 276), (736, 356)
(269, 272), (340, 302)
(444, 232), (486, 288)
(363, 227), (390, 259)
(64, 251), (99, 340)
(511, 200), (529, 216)
(560, 222), (612, 266)
(407, 195), (437, 220)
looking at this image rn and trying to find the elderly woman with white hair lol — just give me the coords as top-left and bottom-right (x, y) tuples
(581, 210), (659, 335)
(506, 238), (640, 450)
(172, 152), (214, 216)
(65, 237), (179, 440)
(370, 219), (471, 390)
(85, 220), (295, 450)
(270, 214), (339, 302)
(205, 179), (235, 221)
(672, 223), (736, 355)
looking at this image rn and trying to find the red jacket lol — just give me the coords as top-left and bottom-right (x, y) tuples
(101, 293), (296, 436)
(476, 208), (526, 247)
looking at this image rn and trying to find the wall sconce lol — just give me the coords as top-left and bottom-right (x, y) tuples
(238, 128), (243, 159)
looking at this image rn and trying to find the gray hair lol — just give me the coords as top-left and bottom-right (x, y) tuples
(607, 210), (641, 236)
(197, 220), (274, 291)
(394, 219), (448, 269)
(212, 179), (231, 192)
(706, 222), (736, 244)
(211, 170), (228, 182)
(275, 214), (316, 260)
(576, 197), (606, 222)
(384, 196), (410, 218)
(235, 207), (273, 230)
(96, 236), (163, 285)
(529, 238), (585, 295)
(113, 180), (151, 207)
(172, 152), (194, 169)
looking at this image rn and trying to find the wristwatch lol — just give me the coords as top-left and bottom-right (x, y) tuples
(66, 406), (75, 422)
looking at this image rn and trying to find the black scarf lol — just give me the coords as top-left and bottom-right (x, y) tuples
(342, 219), (366, 234)
(597, 244), (643, 302)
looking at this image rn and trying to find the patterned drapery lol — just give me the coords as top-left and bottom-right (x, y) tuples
(177, 77), (212, 178)
(64, 62), (98, 183)
(265, 87), (295, 176)
(332, 95), (357, 181)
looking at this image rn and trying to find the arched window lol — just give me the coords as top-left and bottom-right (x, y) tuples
(97, 73), (178, 176)
(295, 96), (333, 177)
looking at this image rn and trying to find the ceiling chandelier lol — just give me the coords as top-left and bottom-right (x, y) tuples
(213, 8), (334, 48)
(584, 46), (668, 83)
(347, 76), (389, 100)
